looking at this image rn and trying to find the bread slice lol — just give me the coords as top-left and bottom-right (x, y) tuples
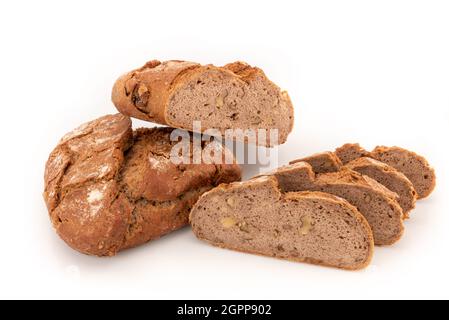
(371, 146), (436, 199)
(345, 157), (417, 217)
(190, 176), (374, 270)
(293, 152), (417, 216)
(44, 114), (241, 256)
(335, 143), (371, 165)
(336, 143), (436, 199)
(267, 162), (404, 245)
(112, 60), (294, 147)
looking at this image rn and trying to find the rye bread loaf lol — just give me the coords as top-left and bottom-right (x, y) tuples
(43, 114), (241, 256)
(292, 152), (417, 216)
(335, 144), (436, 199)
(112, 60), (294, 147)
(266, 162), (404, 245)
(190, 176), (374, 270)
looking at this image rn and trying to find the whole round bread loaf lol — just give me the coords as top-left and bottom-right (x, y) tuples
(43, 114), (241, 256)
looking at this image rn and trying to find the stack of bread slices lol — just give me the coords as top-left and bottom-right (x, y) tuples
(191, 143), (435, 270)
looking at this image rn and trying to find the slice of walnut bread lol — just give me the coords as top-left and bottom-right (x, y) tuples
(43, 114), (241, 256)
(267, 162), (404, 246)
(190, 176), (374, 270)
(112, 60), (294, 147)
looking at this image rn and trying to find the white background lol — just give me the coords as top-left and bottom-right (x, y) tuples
(1, 0), (448, 300)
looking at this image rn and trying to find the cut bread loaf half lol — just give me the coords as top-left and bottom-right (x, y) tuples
(266, 162), (404, 246)
(44, 114), (241, 256)
(292, 152), (417, 216)
(190, 176), (374, 270)
(112, 60), (294, 147)
(336, 144), (436, 199)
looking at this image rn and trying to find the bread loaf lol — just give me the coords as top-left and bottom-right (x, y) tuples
(112, 60), (294, 147)
(43, 114), (241, 256)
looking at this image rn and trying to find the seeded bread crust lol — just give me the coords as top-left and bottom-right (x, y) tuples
(43, 114), (241, 256)
(112, 60), (294, 146)
(190, 176), (374, 270)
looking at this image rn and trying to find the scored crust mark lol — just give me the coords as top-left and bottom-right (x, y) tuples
(190, 176), (374, 270)
(262, 162), (404, 246)
(43, 114), (241, 257)
(111, 59), (294, 147)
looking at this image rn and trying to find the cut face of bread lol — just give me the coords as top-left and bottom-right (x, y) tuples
(294, 152), (417, 217)
(43, 114), (241, 256)
(345, 157), (417, 217)
(371, 146), (436, 199)
(291, 151), (343, 173)
(190, 176), (374, 270)
(268, 162), (404, 245)
(335, 143), (436, 199)
(335, 143), (371, 165)
(112, 60), (294, 147)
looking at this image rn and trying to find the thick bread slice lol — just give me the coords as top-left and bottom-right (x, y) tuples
(345, 157), (417, 217)
(335, 143), (371, 165)
(43, 114), (241, 256)
(293, 152), (417, 216)
(371, 146), (436, 199)
(267, 162), (404, 245)
(112, 60), (294, 147)
(190, 176), (374, 270)
(335, 143), (436, 199)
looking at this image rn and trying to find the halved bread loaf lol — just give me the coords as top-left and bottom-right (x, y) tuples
(44, 114), (241, 256)
(336, 144), (436, 199)
(292, 152), (417, 216)
(112, 60), (294, 147)
(267, 162), (404, 245)
(190, 176), (374, 270)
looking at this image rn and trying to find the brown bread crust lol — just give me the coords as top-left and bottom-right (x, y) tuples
(112, 60), (200, 124)
(43, 114), (241, 256)
(112, 60), (294, 146)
